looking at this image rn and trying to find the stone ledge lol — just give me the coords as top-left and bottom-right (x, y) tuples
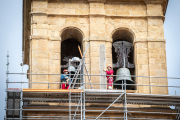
(147, 37), (166, 42)
(30, 12), (165, 19)
(134, 38), (166, 44)
(144, 0), (164, 4)
(49, 37), (61, 41)
(29, 35), (49, 39)
(87, 0), (106, 3)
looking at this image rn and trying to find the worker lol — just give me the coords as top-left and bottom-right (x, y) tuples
(60, 69), (71, 89)
(103, 66), (114, 90)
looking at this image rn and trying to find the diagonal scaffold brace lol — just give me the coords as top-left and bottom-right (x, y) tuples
(95, 93), (125, 120)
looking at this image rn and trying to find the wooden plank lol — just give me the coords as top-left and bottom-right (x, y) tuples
(23, 89), (83, 93)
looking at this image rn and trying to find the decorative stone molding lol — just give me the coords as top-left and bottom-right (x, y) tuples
(87, 0), (106, 3)
(144, 0), (164, 4)
(29, 35), (49, 39)
(30, 12), (165, 19)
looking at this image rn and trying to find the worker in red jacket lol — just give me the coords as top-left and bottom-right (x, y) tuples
(103, 66), (114, 90)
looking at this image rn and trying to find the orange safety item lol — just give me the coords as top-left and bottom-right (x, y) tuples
(63, 69), (68, 73)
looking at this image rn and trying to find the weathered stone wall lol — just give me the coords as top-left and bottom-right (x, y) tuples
(27, 0), (168, 94)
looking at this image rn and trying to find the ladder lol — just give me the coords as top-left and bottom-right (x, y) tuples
(71, 44), (93, 89)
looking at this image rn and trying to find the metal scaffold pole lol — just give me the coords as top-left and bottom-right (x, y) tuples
(83, 61), (86, 120)
(69, 76), (72, 120)
(5, 51), (9, 120)
(20, 52), (24, 119)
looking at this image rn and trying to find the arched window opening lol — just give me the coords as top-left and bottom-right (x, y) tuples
(61, 28), (83, 88)
(112, 29), (135, 90)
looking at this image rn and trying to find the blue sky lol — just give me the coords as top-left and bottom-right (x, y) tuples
(0, 0), (180, 119)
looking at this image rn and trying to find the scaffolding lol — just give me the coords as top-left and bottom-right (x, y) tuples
(4, 53), (180, 120)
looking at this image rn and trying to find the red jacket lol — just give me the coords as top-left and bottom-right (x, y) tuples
(106, 70), (114, 78)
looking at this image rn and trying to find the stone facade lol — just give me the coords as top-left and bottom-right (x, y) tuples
(23, 0), (168, 94)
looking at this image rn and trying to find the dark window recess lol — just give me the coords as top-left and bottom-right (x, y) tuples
(112, 30), (135, 90)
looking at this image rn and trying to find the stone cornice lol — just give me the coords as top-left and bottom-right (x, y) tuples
(87, 0), (106, 3)
(30, 12), (165, 19)
(134, 38), (166, 45)
(144, 0), (164, 4)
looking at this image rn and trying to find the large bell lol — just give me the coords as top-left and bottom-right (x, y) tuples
(115, 68), (133, 82)
(68, 66), (76, 72)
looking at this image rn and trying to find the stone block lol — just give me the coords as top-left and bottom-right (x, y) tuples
(65, 3), (79, 9)
(32, 51), (48, 59)
(136, 19), (147, 26)
(150, 83), (159, 94)
(136, 32), (148, 38)
(149, 58), (156, 64)
(137, 58), (148, 64)
(90, 3), (104, 9)
(161, 64), (167, 70)
(38, 40), (48, 47)
(149, 64), (161, 70)
(36, 64), (49, 72)
(47, 8), (61, 14)
(79, 16), (89, 24)
(33, 29), (47, 36)
(48, 25), (57, 30)
(148, 48), (160, 53)
(136, 26), (147, 32)
(147, 4), (163, 16)
(155, 69), (167, 77)
(148, 18), (163, 26)
(90, 57), (99, 63)
(49, 17), (65, 25)
(90, 52), (99, 57)
(142, 64), (148, 70)
(48, 2), (65, 8)
(106, 53), (112, 58)
(149, 53), (159, 58)
(120, 4), (146, 11)
(61, 9), (75, 14)
(106, 10), (115, 15)
(76, 9), (89, 15)
(90, 8), (105, 14)
(148, 26), (159, 32)
(135, 43), (147, 48)
(137, 69), (149, 76)
(116, 10), (130, 16)
(105, 4), (120, 10)
(79, 3), (89, 9)
(137, 54), (148, 59)
(150, 78), (159, 83)
(49, 66), (60, 74)
(32, 1), (47, 12)
(137, 48), (147, 54)
(66, 17), (79, 23)
(32, 40), (38, 48)
(90, 76), (100, 89)
(156, 58), (166, 64)
(121, 19), (136, 26)
(36, 24), (48, 29)
(50, 53), (60, 60)
(49, 60), (60, 66)
(113, 18), (121, 23)
(130, 11), (146, 16)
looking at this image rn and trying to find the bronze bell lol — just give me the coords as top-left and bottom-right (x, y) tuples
(115, 68), (133, 82)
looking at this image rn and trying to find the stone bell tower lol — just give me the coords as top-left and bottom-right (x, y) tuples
(23, 0), (168, 94)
